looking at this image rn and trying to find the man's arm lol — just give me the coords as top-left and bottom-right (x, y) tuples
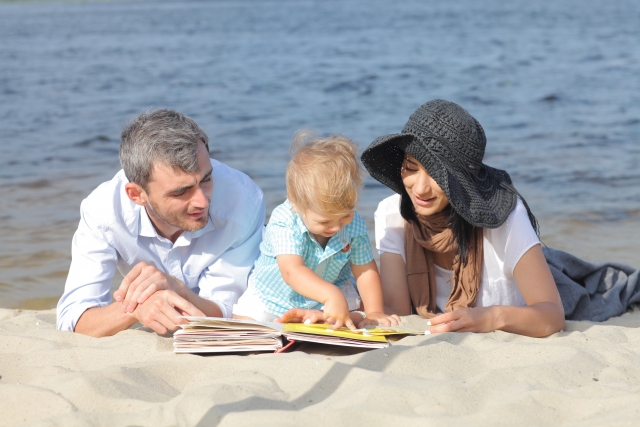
(56, 197), (207, 337)
(57, 204), (120, 333)
(196, 198), (266, 318)
(182, 288), (224, 317)
(115, 261), (222, 315)
(74, 303), (138, 337)
(113, 261), (225, 318)
(56, 208), (154, 337)
(76, 290), (205, 337)
(113, 202), (265, 319)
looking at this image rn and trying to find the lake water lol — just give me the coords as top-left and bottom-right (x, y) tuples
(1, 0), (639, 309)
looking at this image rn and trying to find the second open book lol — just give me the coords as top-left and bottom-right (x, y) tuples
(173, 317), (425, 354)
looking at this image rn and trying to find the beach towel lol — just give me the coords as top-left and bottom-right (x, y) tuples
(544, 247), (640, 321)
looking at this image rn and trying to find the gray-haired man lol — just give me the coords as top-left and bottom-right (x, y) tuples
(57, 109), (265, 337)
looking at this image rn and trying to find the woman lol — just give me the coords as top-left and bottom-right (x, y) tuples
(360, 99), (565, 337)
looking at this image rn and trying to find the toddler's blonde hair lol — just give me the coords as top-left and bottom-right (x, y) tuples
(287, 130), (363, 215)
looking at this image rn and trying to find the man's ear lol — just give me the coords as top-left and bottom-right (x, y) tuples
(125, 182), (148, 206)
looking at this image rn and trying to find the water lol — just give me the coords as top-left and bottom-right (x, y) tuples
(1, 0), (639, 309)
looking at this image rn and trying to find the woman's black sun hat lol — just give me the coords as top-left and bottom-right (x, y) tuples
(361, 99), (518, 228)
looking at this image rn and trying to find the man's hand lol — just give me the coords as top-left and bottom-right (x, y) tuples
(114, 262), (187, 313)
(133, 290), (205, 335)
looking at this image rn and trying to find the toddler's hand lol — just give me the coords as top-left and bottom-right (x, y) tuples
(275, 309), (324, 324)
(357, 312), (401, 329)
(323, 294), (356, 331)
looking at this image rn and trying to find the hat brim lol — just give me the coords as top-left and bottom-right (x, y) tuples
(362, 133), (517, 228)
(361, 132), (415, 194)
(441, 164), (517, 228)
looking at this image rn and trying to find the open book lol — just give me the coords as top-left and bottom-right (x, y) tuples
(173, 317), (424, 354)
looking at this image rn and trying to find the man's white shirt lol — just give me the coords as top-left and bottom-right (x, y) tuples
(57, 158), (265, 332)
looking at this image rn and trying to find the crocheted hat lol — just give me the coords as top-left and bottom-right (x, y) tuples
(361, 99), (517, 228)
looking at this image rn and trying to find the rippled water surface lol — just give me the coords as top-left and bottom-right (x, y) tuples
(1, 0), (639, 308)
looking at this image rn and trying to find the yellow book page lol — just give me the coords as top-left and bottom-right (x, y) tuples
(281, 323), (388, 343)
(359, 326), (425, 336)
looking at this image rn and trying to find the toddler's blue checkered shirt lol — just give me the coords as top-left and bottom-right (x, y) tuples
(251, 200), (373, 316)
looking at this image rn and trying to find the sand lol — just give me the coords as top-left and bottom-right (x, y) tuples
(2, 309), (640, 427)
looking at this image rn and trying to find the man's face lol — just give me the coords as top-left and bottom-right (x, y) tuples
(144, 142), (213, 235)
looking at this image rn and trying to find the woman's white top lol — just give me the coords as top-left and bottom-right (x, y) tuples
(375, 194), (540, 312)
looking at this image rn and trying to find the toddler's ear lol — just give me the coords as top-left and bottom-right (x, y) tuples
(288, 199), (300, 214)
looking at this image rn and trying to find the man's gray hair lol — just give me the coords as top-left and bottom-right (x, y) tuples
(119, 109), (210, 189)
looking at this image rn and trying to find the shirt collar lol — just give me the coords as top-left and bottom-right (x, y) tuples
(139, 206), (158, 238)
(187, 213), (217, 239)
(325, 226), (350, 253)
(292, 211), (311, 237)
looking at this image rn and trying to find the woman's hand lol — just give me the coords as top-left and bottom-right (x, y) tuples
(426, 307), (499, 334)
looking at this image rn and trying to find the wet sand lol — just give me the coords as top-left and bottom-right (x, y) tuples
(2, 178), (639, 310)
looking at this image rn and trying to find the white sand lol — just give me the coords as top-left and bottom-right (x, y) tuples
(2, 308), (640, 426)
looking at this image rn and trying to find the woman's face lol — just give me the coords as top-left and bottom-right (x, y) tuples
(400, 154), (449, 216)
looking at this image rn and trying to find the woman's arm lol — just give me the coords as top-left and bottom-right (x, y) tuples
(351, 260), (400, 326)
(379, 252), (412, 316)
(428, 244), (565, 337)
(500, 244), (565, 336)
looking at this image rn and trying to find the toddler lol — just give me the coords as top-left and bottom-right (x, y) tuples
(233, 132), (398, 330)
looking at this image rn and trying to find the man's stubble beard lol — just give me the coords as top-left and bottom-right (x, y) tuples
(146, 198), (210, 233)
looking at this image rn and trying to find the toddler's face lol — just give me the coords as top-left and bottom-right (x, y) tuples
(302, 207), (354, 244)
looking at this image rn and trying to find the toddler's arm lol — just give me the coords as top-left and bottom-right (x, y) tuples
(277, 254), (356, 331)
(351, 260), (401, 327)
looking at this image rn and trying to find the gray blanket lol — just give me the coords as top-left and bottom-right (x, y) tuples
(544, 247), (640, 321)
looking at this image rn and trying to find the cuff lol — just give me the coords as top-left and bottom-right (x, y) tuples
(56, 301), (107, 332)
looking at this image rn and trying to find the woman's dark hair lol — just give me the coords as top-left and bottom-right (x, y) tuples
(400, 190), (475, 266)
(400, 188), (539, 267)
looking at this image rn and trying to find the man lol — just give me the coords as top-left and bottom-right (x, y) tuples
(57, 109), (265, 337)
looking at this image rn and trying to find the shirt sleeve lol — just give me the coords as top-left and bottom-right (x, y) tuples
(374, 194), (406, 261)
(197, 198), (266, 319)
(486, 198), (541, 276)
(262, 211), (306, 257)
(349, 235), (374, 265)
(56, 207), (118, 332)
